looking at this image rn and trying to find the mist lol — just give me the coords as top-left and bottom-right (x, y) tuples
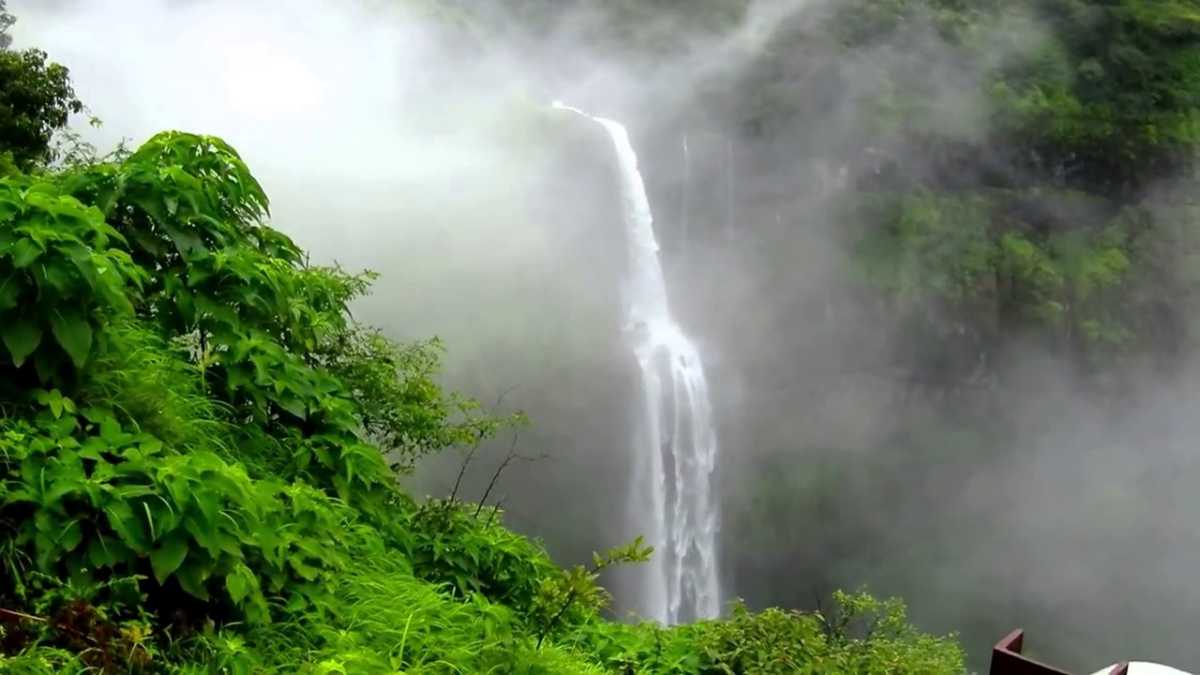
(14, 0), (1200, 670)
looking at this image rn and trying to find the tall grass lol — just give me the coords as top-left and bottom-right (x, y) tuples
(167, 529), (602, 675)
(80, 323), (231, 454)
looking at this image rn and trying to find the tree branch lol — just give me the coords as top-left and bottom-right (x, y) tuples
(448, 433), (483, 504)
(0, 607), (46, 623)
(484, 496), (506, 527)
(474, 431), (544, 517)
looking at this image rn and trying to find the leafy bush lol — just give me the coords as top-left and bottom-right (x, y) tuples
(0, 410), (352, 621)
(405, 498), (562, 614)
(570, 592), (964, 675)
(0, 647), (83, 674)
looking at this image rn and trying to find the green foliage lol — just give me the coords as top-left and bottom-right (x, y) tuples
(823, 0), (1200, 180)
(0, 48), (83, 169)
(530, 536), (653, 647)
(1013, 0), (1200, 173)
(317, 328), (512, 472)
(722, 0), (1200, 386)
(0, 117), (594, 674)
(0, 178), (141, 390)
(0, 410), (351, 621)
(567, 592), (963, 675)
(843, 186), (1137, 367)
(0, 647), (83, 674)
(170, 529), (605, 675)
(57, 131), (445, 503)
(851, 191), (994, 302)
(817, 590), (967, 674)
(688, 604), (828, 674)
(0, 123), (524, 671)
(80, 323), (229, 453)
(405, 498), (561, 613)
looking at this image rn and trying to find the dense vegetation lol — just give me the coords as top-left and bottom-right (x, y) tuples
(0, 7), (965, 674)
(739, 0), (1200, 387)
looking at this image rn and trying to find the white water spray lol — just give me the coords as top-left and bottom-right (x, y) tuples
(554, 101), (721, 624)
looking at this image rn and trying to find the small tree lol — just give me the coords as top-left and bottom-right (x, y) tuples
(0, 47), (83, 168)
(532, 537), (653, 648)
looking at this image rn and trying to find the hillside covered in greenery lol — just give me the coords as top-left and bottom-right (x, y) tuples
(0, 3), (965, 673)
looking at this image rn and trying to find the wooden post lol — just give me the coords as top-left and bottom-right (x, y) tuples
(990, 629), (1074, 675)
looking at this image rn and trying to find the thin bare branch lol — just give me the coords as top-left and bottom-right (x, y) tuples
(0, 607), (46, 623)
(448, 432), (484, 503)
(493, 384), (519, 411)
(484, 496), (506, 527)
(475, 432), (546, 517)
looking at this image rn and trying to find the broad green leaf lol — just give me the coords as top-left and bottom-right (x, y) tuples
(225, 563), (257, 605)
(0, 197), (20, 226)
(289, 557), (321, 581)
(276, 394), (307, 420)
(80, 406), (112, 424)
(225, 566), (247, 605)
(0, 271), (22, 310)
(87, 536), (118, 568)
(57, 519), (83, 552)
(162, 222), (207, 258)
(194, 294), (239, 328)
(104, 500), (149, 551)
(10, 238), (43, 268)
(37, 259), (75, 294)
(284, 593), (308, 613)
(2, 317), (42, 366)
(63, 244), (98, 290)
(48, 390), (63, 419)
(44, 413), (77, 439)
(130, 227), (169, 258)
(99, 415), (126, 444)
(150, 532), (189, 584)
(183, 514), (224, 556)
(34, 532), (57, 567)
(176, 558), (212, 600)
(49, 308), (93, 369)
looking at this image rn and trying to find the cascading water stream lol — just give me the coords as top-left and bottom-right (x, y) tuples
(680, 133), (691, 252)
(554, 101), (720, 625)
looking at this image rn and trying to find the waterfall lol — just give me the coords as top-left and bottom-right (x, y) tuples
(554, 102), (721, 624)
(680, 133), (691, 252)
(725, 137), (736, 238)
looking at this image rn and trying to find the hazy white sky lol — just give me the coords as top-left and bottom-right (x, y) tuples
(9, 0), (552, 271)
